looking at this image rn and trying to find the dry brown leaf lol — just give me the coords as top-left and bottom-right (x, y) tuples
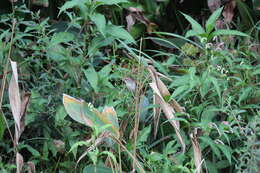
(126, 7), (156, 33)
(27, 161), (36, 173)
(53, 139), (65, 153)
(19, 93), (31, 138)
(126, 14), (136, 32)
(207, 0), (221, 12)
(223, 0), (236, 23)
(153, 94), (161, 138)
(190, 128), (203, 173)
(148, 66), (185, 152)
(8, 60), (21, 145)
(16, 152), (24, 173)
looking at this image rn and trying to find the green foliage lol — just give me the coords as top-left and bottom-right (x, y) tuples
(0, 1), (259, 173)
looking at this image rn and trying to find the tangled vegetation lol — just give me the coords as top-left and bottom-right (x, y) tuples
(0, 0), (259, 173)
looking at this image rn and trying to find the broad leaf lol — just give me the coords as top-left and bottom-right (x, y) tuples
(50, 32), (74, 46)
(84, 67), (99, 93)
(63, 94), (119, 138)
(182, 13), (205, 35)
(90, 13), (106, 36)
(106, 24), (135, 43)
(206, 7), (223, 34)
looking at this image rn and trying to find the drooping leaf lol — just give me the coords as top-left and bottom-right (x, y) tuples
(27, 161), (36, 173)
(190, 129), (203, 173)
(8, 60), (21, 145)
(148, 66), (185, 152)
(16, 152), (24, 173)
(207, 0), (221, 12)
(223, 0), (236, 23)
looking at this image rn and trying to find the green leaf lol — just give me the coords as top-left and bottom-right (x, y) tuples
(84, 67), (99, 93)
(58, 0), (85, 17)
(148, 152), (163, 162)
(209, 77), (221, 101)
(90, 13), (106, 36)
(252, 68), (260, 75)
(0, 111), (6, 141)
(185, 30), (200, 38)
(96, 0), (128, 5)
(206, 7), (223, 34)
(170, 85), (189, 100)
(55, 106), (67, 126)
(238, 87), (252, 104)
(106, 24), (135, 43)
(200, 136), (221, 159)
(69, 141), (89, 153)
(217, 144), (232, 164)
(88, 36), (115, 57)
(50, 32), (74, 46)
(182, 13), (205, 34)
(210, 29), (249, 40)
(137, 125), (151, 144)
(83, 165), (113, 173)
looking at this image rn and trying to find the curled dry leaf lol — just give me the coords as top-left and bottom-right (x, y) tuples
(153, 94), (161, 138)
(207, 0), (221, 12)
(8, 61), (31, 145)
(126, 7), (156, 33)
(27, 161), (36, 173)
(53, 139), (65, 153)
(223, 0), (236, 23)
(19, 93), (31, 139)
(8, 60), (21, 145)
(31, 0), (49, 7)
(16, 152), (24, 173)
(123, 77), (136, 92)
(147, 66), (185, 152)
(190, 128), (203, 173)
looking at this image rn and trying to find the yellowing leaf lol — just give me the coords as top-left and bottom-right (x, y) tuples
(62, 94), (119, 138)
(63, 94), (93, 127)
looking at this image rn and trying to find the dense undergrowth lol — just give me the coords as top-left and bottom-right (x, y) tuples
(0, 0), (260, 173)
